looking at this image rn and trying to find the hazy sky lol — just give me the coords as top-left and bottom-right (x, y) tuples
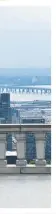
(0, 6), (51, 70)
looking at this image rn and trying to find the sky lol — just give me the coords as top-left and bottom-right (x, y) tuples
(0, 6), (51, 75)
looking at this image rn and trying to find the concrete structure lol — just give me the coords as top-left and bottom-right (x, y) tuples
(16, 133), (27, 166)
(0, 124), (51, 174)
(0, 134), (7, 167)
(0, 175), (51, 208)
(35, 132), (46, 166)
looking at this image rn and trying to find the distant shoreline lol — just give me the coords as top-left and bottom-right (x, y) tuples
(0, 68), (51, 77)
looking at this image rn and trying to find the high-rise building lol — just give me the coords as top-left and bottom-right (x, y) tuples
(0, 93), (12, 123)
(12, 108), (20, 123)
(0, 93), (12, 150)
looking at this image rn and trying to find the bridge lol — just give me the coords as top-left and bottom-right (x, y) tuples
(0, 123), (51, 208)
(0, 85), (51, 94)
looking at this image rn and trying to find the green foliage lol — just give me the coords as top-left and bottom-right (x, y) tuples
(29, 160), (35, 164)
(46, 160), (51, 164)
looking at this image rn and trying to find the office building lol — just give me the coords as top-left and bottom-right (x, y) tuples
(0, 93), (12, 150)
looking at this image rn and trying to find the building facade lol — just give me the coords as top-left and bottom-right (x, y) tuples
(0, 93), (12, 150)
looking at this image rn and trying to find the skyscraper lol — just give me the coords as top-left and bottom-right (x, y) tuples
(0, 93), (12, 150)
(0, 93), (11, 123)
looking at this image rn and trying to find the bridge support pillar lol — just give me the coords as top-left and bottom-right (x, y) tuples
(0, 134), (7, 167)
(16, 133), (27, 166)
(35, 132), (46, 166)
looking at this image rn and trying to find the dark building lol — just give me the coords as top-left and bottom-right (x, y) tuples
(26, 133), (36, 163)
(45, 132), (51, 162)
(12, 108), (20, 123)
(0, 93), (12, 151)
(22, 118), (51, 163)
(22, 118), (45, 162)
(0, 93), (12, 123)
(22, 118), (45, 124)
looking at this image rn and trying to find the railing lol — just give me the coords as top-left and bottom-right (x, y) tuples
(0, 124), (51, 174)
